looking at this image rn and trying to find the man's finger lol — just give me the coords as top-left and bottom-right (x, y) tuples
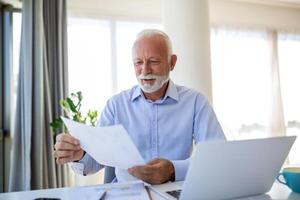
(56, 134), (79, 145)
(56, 157), (73, 165)
(130, 165), (155, 175)
(54, 150), (74, 158)
(128, 167), (152, 182)
(147, 158), (161, 165)
(54, 142), (81, 151)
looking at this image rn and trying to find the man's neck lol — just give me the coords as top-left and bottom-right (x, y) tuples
(143, 81), (169, 101)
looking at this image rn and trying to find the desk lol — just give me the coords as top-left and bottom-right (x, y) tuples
(1, 181), (300, 200)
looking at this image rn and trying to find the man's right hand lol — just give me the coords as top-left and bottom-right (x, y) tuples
(54, 133), (84, 164)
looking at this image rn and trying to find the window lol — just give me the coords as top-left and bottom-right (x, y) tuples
(211, 29), (271, 140)
(12, 11), (22, 136)
(278, 33), (300, 164)
(68, 18), (112, 115)
(211, 28), (300, 165)
(0, 5), (22, 192)
(67, 17), (161, 185)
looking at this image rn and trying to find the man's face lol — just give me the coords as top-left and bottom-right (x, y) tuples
(132, 36), (171, 93)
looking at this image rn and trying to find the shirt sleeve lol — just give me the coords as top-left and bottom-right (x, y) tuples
(69, 99), (116, 175)
(193, 95), (226, 142)
(171, 159), (190, 181)
(69, 152), (103, 175)
(97, 98), (116, 127)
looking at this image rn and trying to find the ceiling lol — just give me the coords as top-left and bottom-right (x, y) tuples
(2, 0), (300, 9)
(231, 0), (300, 8)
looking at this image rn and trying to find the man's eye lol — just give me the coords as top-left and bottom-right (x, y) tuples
(150, 60), (159, 64)
(135, 61), (143, 65)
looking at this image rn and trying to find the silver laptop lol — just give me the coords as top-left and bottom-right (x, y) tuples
(163, 136), (296, 200)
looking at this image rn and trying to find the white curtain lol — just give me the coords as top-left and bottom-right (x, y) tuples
(267, 30), (286, 138)
(211, 26), (300, 164)
(277, 32), (300, 164)
(211, 27), (271, 140)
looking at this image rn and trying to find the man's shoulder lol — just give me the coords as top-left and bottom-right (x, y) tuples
(175, 84), (207, 102)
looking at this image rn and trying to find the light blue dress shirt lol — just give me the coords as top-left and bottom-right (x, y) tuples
(70, 80), (226, 182)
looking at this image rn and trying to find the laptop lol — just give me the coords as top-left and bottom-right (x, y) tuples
(154, 136), (296, 200)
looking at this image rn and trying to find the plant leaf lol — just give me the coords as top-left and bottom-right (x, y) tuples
(77, 91), (83, 101)
(66, 97), (77, 113)
(50, 118), (63, 133)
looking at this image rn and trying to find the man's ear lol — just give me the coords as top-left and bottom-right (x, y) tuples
(170, 55), (177, 71)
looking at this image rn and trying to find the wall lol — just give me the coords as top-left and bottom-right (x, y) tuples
(210, 0), (300, 31)
(68, 0), (300, 31)
(68, 0), (161, 22)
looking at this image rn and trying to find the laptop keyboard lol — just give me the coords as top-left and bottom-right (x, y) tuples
(166, 189), (182, 199)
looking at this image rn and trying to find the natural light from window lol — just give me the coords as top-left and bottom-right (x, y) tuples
(12, 12), (22, 137)
(278, 34), (300, 164)
(211, 29), (300, 165)
(211, 29), (271, 140)
(68, 18), (112, 115)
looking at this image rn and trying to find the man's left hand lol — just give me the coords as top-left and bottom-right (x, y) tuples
(128, 158), (175, 184)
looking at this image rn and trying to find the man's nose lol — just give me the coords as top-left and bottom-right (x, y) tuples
(141, 62), (152, 75)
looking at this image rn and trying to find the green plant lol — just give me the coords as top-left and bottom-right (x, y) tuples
(50, 91), (99, 134)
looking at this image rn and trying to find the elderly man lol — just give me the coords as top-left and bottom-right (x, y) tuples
(54, 29), (226, 184)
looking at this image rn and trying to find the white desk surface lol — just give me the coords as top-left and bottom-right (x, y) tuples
(1, 180), (300, 200)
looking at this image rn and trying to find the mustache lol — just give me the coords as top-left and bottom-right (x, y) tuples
(138, 74), (158, 80)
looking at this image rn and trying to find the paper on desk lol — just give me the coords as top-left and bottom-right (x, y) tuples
(61, 117), (145, 169)
(66, 181), (150, 200)
(66, 188), (105, 200)
(101, 181), (150, 200)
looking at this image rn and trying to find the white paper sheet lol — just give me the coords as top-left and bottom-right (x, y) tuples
(66, 181), (150, 200)
(61, 117), (145, 169)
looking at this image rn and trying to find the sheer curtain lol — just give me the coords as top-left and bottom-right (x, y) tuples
(278, 32), (300, 164)
(210, 26), (300, 165)
(267, 31), (285, 138)
(211, 28), (271, 140)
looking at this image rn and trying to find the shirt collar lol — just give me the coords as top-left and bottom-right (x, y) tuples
(163, 80), (179, 101)
(130, 80), (179, 102)
(131, 86), (143, 101)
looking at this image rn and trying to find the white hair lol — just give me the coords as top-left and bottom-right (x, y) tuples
(135, 29), (173, 60)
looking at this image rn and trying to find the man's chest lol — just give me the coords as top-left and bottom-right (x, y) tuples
(113, 102), (195, 159)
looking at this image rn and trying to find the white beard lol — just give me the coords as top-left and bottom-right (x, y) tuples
(137, 73), (169, 93)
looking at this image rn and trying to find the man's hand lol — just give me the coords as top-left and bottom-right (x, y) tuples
(54, 133), (84, 164)
(128, 158), (175, 184)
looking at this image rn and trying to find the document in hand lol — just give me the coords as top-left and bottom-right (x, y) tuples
(61, 117), (146, 169)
